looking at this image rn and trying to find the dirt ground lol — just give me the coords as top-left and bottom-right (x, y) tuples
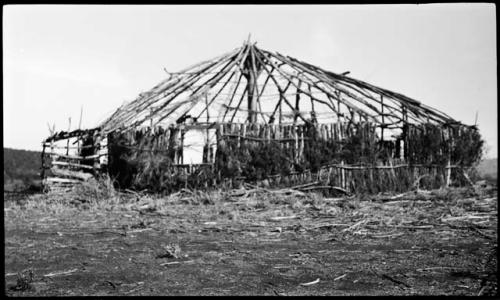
(4, 185), (498, 296)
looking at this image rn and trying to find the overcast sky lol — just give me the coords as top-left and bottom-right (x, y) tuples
(3, 4), (497, 158)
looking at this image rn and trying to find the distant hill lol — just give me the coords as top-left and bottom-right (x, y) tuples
(476, 158), (497, 182)
(4, 148), (42, 191)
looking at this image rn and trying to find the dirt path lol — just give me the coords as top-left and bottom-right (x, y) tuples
(4, 188), (497, 296)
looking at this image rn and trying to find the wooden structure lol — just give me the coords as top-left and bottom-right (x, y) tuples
(41, 41), (480, 193)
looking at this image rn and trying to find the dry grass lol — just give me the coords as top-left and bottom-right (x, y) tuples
(4, 180), (497, 296)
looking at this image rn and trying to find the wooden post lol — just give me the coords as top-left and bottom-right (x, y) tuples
(294, 80), (302, 124)
(380, 95), (384, 142)
(77, 106), (83, 154)
(294, 125), (298, 164)
(150, 107), (154, 128)
(401, 106), (408, 161)
(336, 91), (342, 123)
(93, 134), (102, 171)
(279, 103), (282, 125)
(41, 143), (46, 184)
(446, 127), (452, 187)
(245, 45), (260, 124)
(242, 123), (246, 147)
(246, 71), (257, 123)
(66, 118), (71, 156)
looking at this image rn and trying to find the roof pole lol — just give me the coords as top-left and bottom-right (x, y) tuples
(245, 44), (258, 123)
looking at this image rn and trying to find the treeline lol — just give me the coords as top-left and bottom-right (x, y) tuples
(4, 148), (42, 191)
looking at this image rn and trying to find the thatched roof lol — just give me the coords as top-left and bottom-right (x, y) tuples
(100, 41), (461, 134)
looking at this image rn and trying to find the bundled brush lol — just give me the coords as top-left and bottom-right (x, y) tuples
(406, 124), (483, 166)
(216, 137), (293, 181)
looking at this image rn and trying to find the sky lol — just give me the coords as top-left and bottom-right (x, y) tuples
(3, 4), (497, 158)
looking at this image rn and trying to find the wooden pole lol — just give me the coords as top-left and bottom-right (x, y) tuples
(381, 95), (384, 141)
(41, 143), (46, 185)
(446, 128), (452, 187)
(335, 90), (342, 123)
(229, 86), (249, 124)
(251, 48), (308, 123)
(77, 106), (83, 154)
(247, 45), (261, 124)
(66, 118), (71, 156)
(294, 79), (302, 124)
(309, 85), (316, 122)
(246, 62), (257, 123)
(180, 129), (184, 164)
(402, 106), (408, 160)
(222, 72), (244, 121)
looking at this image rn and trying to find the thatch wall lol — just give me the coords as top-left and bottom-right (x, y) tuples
(80, 121), (483, 194)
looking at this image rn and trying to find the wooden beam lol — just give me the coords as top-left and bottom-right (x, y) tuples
(104, 53), (236, 131)
(255, 48), (379, 124)
(101, 47), (242, 130)
(381, 95), (384, 141)
(152, 47), (252, 127)
(294, 79), (302, 124)
(246, 45), (260, 123)
(195, 69), (237, 120)
(229, 86), (249, 123)
(109, 47), (245, 131)
(50, 167), (93, 181)
(269, 80), (293, 124)
(51, 161), (95, 170)
(277, 51), (453, 125)
(222, 72), (244, 121)
(251, 49), (309, 124)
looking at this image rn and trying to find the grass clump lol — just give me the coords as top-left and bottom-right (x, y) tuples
(12, 269), (34, 291)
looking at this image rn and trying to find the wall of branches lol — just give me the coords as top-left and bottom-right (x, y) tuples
(99, 121), (483, 194)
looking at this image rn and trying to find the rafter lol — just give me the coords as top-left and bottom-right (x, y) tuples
(97, 42), (464, 134)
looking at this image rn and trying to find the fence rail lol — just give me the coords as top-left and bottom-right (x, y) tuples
(41, 121), (477, 193)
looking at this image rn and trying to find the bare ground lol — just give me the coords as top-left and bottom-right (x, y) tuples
(4, 185), (498, 296)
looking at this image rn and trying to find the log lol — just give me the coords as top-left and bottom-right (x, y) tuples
(51, 161), (95, 170)
(50, 167), (93, 181)
(45, 177), (82, 183)
(43, 144), (103, 150)
(48, 153), (102, 160)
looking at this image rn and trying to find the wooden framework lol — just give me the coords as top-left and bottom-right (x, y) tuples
(98, 41), (463, 135)
(41, 40), (475, 193)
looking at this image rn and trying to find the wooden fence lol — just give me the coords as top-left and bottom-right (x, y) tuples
(41, 130), (108, 192)
(41, 121), (475, 193)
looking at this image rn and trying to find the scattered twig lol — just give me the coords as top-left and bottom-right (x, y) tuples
(291, 181), (319, 189)
(127, 228), (154, 234)
(269, 215), (297, 221)
(383, 200), (411, 205)
(477, 286), (487, 296)
(416, 267), (465, 272)
(160, 260), (194, 266)
(322, 197), (348, 202)
(124, 282), (145, 294)
(299, 185), (350, 195)
(370, 268), (410, 288)
(160, 261), (180, 266)
(308, 223), (349, 230)
(342, 219), (368, 232)
(469, 226), (495, 240)
(105, 280), (116, 289)
(300, 278), (320, 286)
(381, 274), (411, 288)
(333, 274), (347, 281)
(370, 233), (405, 239)
(442, 215), (490, 222)
(44, 268), (78, 277)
